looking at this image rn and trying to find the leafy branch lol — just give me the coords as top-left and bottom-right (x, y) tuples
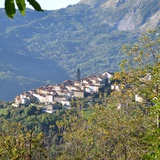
(4, 0), (43, 18)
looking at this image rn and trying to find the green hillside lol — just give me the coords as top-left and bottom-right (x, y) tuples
(0, 0), (159, 100)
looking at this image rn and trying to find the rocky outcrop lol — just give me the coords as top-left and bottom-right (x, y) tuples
(79, 0), (107, 7)
(79, 0), (160, 31)
(140, 10), (160, 31)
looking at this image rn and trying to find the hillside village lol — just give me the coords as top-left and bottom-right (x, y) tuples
(12, 70), (113, 112)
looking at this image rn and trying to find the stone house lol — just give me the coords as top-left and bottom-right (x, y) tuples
(61, 100), (71, 106)
(37, 87), (49, 95)
(63, 80), (74, 86)
(54, 95), (67, 103)
(74, 81), (81, 87)
(135, 94), (144, 103)
(73, 90), (84, 98)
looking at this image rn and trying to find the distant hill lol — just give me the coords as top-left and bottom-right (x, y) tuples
(0, 0), (159, 101)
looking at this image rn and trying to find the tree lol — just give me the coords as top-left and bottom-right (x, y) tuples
(111, 27), (160, 159)
(4, 0), (43, 18)
(56, 28), (160, 159)
(0, 120), (48, 160)
(56, 105), (151, 159)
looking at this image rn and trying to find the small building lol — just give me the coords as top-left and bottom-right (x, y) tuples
(74, 81), (81, 87)
(43, 104), (55, 114)
(21, 98), (29, 105)
(88, 85), (99, 93)
(38, 94), (47, 103)
(46, 94), (54, 103)
(12, 95), (21, 107)
(54, 84), (61, 91)
(135, 94), (143, 103)
(82, 78), (92, 85)
(63, 80), (74, 86)
(73, 90), (84, 98)
(37, 87), (48, 95)
(61, 100), (71, 106)
(111, 85), (120, 91)
(66, 85), (79, 92)
(84, 87), (92, 93)
(14, 96), (21, 105)
(54, 95), (67, 103)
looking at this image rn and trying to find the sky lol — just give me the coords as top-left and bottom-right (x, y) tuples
(0, 0), (80, 10)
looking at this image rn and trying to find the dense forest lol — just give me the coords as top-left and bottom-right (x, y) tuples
(0, 27), (159, 159)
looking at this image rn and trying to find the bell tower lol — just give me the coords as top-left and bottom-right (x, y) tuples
(77, 68), (81, 81)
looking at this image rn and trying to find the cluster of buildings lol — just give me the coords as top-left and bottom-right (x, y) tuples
(12, 69), (152, 113)
(12, 70), (113, 112)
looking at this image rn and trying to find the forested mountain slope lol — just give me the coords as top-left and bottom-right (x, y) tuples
(0, 0), (159, 100)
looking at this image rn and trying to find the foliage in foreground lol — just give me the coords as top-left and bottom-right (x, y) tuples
(56, 28), (160, 159)
(4, 0), (43, 18)
(0, 121), (47, 160)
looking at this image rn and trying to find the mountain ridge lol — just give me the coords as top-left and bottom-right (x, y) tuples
(79, 0), (160, 31)
(0, 0), (159, 101)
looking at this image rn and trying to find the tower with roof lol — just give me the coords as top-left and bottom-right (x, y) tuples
(77, 68), (81, 81)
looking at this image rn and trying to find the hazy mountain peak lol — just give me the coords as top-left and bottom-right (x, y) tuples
(80, 0), (160, 31)
(79, 0), (107, 7)
(79, 0), (128, 8)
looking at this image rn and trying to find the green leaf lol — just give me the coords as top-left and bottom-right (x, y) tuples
(5, 0), (16, 18)
(16, 0), (26, 16)
(27, 0), (43, 12)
